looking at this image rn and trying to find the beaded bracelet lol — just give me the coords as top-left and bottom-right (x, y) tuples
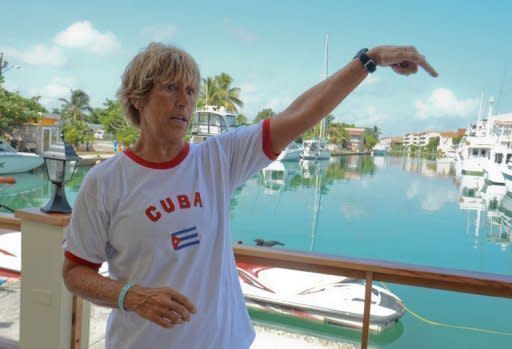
(118, 281), (135, 312)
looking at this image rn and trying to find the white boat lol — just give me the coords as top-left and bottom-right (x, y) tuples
(238, 262), (405, 332)
(301, 139), (330, 160)
(277, 141), (303, 161)
(0, 140), (44, 174)
(483, 144), (512, 185)
(502, 162), (512, 193)
(189, 105), (238, 143)
(455, 97), (512, 178)
(372, 143), (388, 156)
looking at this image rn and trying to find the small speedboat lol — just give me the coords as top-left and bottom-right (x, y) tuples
(238, 262), (405, 332)
(0, 140), (43, 174)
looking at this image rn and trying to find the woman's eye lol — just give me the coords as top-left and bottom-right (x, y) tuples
(186, 88), (195, 95)
(166, 84), (177, 91)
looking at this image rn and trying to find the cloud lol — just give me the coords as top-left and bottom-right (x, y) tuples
(406, 181), (457, 211)
(54, 21), (120, 55)
(28, 76), (76, 107)
(141, 25), (177, 42)
(3, 45), (67, 66)
(415, 88), (479, 119)
(339, 202), (366, 219)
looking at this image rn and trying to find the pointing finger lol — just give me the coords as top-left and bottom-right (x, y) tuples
(417, 55), (438, 77)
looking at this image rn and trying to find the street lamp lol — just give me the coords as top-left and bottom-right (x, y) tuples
(41, 142), (81, 214)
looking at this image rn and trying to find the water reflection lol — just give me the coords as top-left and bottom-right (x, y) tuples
(457, 171), (512, 251)
(259, 155), (377, 194)
(0, 166), (90, 213)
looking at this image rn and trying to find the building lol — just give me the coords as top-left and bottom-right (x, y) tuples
(403, 131), (440, 147)
(13, 114), (61, 154)
(345, 127), (365, 152)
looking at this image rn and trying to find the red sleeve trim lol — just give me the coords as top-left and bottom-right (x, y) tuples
(64, 251), (102, 271)
(262, 118), (279, 160)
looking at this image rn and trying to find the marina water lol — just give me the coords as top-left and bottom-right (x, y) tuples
(2, 155), (511, 348)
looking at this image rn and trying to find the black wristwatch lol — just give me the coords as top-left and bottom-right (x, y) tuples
(354, 48), (377, 73)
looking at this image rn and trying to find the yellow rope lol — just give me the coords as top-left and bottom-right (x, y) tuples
(380, 282), (512, 336)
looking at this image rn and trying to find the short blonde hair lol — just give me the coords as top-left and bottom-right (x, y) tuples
(117, 42), (201, 128)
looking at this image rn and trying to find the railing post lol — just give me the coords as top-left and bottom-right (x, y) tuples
(15, 209), (90, 349)
(360, 271), (373, 349)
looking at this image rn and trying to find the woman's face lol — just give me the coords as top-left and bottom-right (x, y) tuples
(138, 78), (197, 143)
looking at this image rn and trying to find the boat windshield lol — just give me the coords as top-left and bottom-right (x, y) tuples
(190, 112), (229, 135)
(0, 141), (16, 153)
(225, 114), (237, 128)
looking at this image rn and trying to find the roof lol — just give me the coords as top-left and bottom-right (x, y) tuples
(344, 127), (364, 135)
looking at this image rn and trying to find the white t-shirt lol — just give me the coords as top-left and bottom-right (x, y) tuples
(64, 120), (276, 349)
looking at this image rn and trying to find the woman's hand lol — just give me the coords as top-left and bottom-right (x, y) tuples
(368, 46), (438, 77)
(124, 285), (197, 328)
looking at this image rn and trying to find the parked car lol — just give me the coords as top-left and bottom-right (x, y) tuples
(94, 129), (105, 139)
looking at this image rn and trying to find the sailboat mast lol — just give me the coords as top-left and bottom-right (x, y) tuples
(319, 35), (328, 140)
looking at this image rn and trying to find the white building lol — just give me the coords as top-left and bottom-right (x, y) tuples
(403, 131), (440, 147)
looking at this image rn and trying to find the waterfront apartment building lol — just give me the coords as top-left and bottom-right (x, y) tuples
(403, 131), (441, 147)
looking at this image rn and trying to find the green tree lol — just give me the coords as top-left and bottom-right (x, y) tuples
(0, 86), (46, 141)
(363, 128), (378, 151)
(327, 123), (349, 146)
(236, 113), (248, 125)
(58, 89), (94, 148)
(198, 73), (243, 113)
(59, 89), (92, 122)
(253, 108), (274, 124)
(425, 136), (440, 152)
(97, 99), (139, 146)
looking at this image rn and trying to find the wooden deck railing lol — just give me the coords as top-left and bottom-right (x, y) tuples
(233, 245), (512, 349)
(1, 214), (512, 349)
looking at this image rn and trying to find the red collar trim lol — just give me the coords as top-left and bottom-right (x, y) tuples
(124, 142), (190, 169)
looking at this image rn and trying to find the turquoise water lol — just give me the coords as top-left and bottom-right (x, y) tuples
(1, 156), (511, 348)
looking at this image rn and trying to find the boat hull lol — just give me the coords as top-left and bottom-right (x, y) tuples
(0, 153), (44, 174)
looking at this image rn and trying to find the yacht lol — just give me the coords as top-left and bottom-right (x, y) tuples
(238, 262), (405, 332)
(189, 105), (238, 143)
(301, 139), (330, 160)
(455, 97), (512, 178)
(0, 140), (44, 174)
(502, 162), (512, 193)
(276, 141), (302, 161)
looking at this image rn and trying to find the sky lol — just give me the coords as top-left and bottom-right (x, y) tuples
(1, 0), (511, 136)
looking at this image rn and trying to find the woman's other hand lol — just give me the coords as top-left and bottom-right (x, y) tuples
(124, 285), (197, 328)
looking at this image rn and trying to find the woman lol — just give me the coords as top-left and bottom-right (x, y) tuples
(62, 42), (437, 349)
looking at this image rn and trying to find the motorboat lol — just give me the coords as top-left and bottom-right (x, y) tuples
(189, 105), (238, 143)
(277, 141), (302, 161)
(502, 162), (512, 193)
(372, 143), (388, 156)
(0, 140), (44, 174)
(238, 262), (405, 332)
(301, 139), (330, 160)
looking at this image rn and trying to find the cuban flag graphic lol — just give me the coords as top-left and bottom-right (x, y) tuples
(170, 226), (200, 251)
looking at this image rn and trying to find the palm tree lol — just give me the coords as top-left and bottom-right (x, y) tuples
(198, 73), (243, 113)
(59, 89), (92, 122)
